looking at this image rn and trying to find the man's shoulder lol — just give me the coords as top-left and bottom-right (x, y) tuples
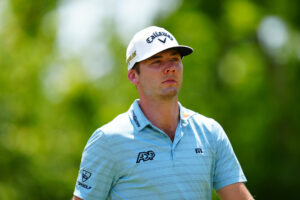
(83, 111), (135, 153)
(98, 111), (134, 138)
(182, 106), (215, 123)
(182, 107), (228, 150)
(182, 106), (220, 132)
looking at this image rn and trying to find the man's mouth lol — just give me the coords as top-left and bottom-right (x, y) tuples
(162, 78), (177, 84)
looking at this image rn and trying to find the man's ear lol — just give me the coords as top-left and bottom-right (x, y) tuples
(128, 70), (139, 85)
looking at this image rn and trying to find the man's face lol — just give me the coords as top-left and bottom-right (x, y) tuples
(132, 49), (183, 101)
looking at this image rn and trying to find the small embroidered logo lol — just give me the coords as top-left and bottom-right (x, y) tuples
(81, 170), (92, 182)
(77, 169), (92, 189)
(132, 111), (140, 127)
(146, 31), (173, 43)
(158, 38), (166, 43)
(195, 148), (203, 154)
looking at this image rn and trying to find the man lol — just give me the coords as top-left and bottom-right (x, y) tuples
(73, 26), (253, 200)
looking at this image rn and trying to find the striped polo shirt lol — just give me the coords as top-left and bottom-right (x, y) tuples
(74, 99), (246, 200)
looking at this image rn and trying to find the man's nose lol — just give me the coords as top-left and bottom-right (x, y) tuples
(163, 61), (176, 74)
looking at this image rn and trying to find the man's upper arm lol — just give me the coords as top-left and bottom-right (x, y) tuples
(216, 182), (254, 200)
(212, 120), (247, 190)
(73, 129), (116, 199)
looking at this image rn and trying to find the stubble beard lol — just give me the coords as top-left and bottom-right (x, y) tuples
(159, 85), (181, 100)
(139, 76), (182, 101)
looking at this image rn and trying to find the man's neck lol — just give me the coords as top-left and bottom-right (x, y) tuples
(138, 97), (180, 141)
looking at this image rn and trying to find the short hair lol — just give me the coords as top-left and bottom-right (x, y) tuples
(132, 63), (140, 74)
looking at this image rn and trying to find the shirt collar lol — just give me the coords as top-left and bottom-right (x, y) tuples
(178, 101), (194, 126)
(129, 99), (194, 132)
(129, 99), (151, 131)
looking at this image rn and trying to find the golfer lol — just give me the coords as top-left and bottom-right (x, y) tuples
(73, 26), (254, 200)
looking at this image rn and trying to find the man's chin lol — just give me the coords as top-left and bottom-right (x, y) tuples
(160, 88), (179, 99)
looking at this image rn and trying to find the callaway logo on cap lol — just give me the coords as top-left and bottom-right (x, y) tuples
(126, 26), (193, 70)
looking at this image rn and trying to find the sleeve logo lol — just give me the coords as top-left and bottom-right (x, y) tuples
(81, 169), (92, 182)
(77, 169), (92, 190)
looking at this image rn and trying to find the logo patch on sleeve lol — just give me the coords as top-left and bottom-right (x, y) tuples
(81, 170), (92, 182)
(77, 169), (92, 189)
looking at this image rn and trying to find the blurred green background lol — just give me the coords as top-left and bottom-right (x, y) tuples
(0, 0), (299, 199)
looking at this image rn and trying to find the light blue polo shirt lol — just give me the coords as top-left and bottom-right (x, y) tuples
(74, 99), (246, 200)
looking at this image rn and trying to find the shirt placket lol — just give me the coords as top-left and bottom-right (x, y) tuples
(171, 119), (188, 162)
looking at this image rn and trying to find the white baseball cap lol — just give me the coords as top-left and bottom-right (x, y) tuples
(126, 26), (193, 70)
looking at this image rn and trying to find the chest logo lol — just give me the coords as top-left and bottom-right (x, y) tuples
(136, 150), (155, 163)
(195, 148), (203, 154)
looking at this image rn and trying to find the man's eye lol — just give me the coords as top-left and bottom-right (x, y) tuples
(152, 60), (161, 64)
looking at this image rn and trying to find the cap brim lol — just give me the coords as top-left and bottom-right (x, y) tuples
(172, 45), (193, 57)
(136, 45), (193, 64)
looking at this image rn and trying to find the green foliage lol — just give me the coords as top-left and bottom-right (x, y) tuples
(0, 0), (299, 199)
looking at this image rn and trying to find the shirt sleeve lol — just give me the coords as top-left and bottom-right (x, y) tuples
(212, 120), (247, 191)
(74, 129), (117, 200)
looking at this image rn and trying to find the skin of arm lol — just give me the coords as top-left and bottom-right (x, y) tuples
(72, 196), (82, 200)
(217, 182), (254, 200)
